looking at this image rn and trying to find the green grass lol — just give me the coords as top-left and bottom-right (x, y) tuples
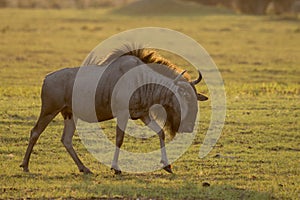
(0, 7), (299, 199)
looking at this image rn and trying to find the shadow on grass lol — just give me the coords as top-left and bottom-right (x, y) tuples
(69, 180), (274, 199)
(0, 159), (279, 200)
(4, 172), (274, 199)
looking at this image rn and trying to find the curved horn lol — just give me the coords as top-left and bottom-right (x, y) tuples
(191, 70), (202, 85)
(174, 70), (187, 83)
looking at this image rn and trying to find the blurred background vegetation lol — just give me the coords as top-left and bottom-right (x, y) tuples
(0, 0), (299, 16)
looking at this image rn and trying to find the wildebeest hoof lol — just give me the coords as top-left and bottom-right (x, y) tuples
(20, 164), (29, 172)
(163, 165), (173, 173)
(111, 167), (122, 175)
(80, 167), (93, 174)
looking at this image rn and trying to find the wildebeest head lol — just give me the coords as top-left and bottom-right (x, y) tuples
(166, 70), (208, 135)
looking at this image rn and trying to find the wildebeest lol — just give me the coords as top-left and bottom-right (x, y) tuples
(20, 45), (208, 174)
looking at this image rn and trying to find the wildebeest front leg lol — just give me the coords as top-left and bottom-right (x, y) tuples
(61, 118), (92, 174)
(141, 116), (172, 173)
(111, 114), (127, 175)
(158, 131), (173, 173)
(111, 126), (124, 174)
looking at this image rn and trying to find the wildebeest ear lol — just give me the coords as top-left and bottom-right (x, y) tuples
(197, 93), (208, 101)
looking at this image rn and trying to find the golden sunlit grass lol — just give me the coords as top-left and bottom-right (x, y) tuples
(0, 6), (299, 199)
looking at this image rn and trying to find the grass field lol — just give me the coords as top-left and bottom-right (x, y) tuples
(0, 5), (299, 200)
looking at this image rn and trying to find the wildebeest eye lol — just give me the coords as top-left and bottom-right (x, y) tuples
(178, 88), (191, 99)
(178, 88), (185, 95)
(184, 92), (192, 99)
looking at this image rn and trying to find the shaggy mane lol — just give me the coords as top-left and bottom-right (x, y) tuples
(98, 44), (191, 81)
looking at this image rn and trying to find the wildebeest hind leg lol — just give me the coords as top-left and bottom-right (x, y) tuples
(20, 112), (58, 172)
(61, 117), (92, 174)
